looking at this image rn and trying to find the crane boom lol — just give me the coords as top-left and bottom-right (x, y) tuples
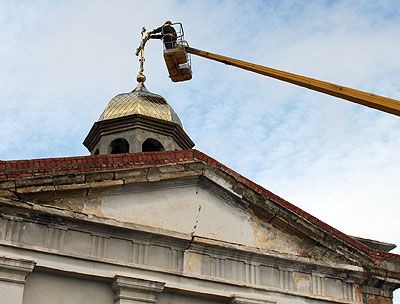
(185, 46), (400, 117)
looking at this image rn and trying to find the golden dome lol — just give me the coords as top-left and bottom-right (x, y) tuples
(99, 81), (183, 128)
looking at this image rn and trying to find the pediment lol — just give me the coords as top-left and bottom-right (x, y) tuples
(83, 178), (297, 253)
(75, 175), (361, 267)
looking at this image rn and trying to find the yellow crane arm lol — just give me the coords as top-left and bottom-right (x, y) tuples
(185, 46), (400, 117)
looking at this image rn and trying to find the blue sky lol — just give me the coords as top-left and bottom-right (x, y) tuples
(1, 0), (400, 300)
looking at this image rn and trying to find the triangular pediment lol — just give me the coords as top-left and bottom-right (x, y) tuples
(74, 175), (364, 267)
(84, 177), (300, 254)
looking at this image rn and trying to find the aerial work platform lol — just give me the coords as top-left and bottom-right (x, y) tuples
(161, 23), (192, 82)
(163, 44), (192, 82)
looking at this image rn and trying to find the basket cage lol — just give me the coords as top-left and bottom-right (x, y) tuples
(162, 23), (191, 69)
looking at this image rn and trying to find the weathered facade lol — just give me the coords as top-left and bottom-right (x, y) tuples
(1, 78), (399, 304)
(1, 150), (400, 304)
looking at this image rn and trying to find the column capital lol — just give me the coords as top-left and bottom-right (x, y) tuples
(112, 275), (165, 304)
(231, 296), (276, 304)
(0, 256), (35, 284)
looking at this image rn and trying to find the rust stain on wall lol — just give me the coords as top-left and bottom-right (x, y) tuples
(354, 284), (363, 303)
(365, 294), (392, 304)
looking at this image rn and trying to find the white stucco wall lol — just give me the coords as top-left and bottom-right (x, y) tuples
(84, 180), (300, 256)
(23, 271), (114, 304)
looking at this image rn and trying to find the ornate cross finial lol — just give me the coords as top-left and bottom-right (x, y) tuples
(135, 26), (149, 83)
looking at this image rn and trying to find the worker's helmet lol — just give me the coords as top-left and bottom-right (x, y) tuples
(165, 20), (172, 24)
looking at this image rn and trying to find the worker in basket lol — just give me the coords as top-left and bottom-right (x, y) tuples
(149, 20), (177, 49)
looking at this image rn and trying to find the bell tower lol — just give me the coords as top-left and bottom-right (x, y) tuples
(83, 28), (194, 155)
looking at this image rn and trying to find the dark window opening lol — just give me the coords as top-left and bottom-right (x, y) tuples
(109, 138), (129, 154)
(94, 148), (99, 155)
(142, 138), (164, 152)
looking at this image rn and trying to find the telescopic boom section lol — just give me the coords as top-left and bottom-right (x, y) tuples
(185, 46), (400, 117)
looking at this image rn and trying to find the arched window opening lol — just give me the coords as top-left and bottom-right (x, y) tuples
(94, 148), (99, 155)
(109, 138), (129, 154)
(142, 138), (164, 152)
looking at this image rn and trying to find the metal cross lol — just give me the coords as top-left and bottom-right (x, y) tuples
(135, 27), (149, 77)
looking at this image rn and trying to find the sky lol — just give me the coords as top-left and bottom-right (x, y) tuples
(1, 0), (400, 300)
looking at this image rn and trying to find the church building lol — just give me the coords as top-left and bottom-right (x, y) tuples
(0, 64), (399, 304)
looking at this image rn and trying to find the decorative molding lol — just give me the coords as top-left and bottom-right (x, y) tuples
(45, 226), (66, 251)
(279, 269), (293, 291)
(4, 216), (22, 243)
(0, 214), (364, 302)
(343, 281), (354, 301)
(90, 234), (109, 258)
(312, 274), (324, 296)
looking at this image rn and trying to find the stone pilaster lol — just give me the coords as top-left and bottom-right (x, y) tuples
(112, 275), (164, 304)
(0, 256), (35, 304)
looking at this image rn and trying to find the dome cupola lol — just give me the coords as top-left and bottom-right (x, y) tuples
(99, 81), (183, 128)
(83, 74), (194, 155)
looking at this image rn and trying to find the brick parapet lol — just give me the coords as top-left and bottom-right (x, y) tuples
(0, 151), (195, 180)
(0, 149), (399, 266)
